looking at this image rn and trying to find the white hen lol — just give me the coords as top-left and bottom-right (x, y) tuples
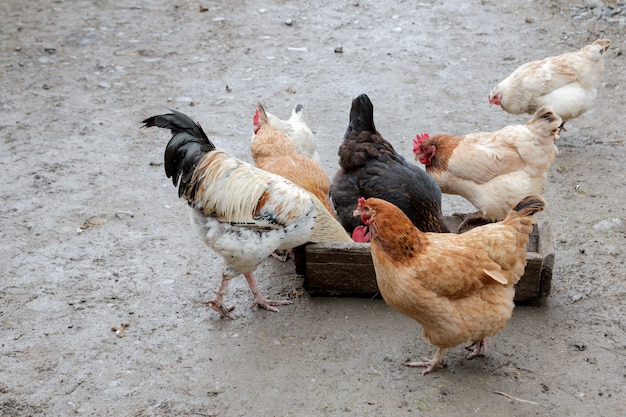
(488, 39), (611, 122)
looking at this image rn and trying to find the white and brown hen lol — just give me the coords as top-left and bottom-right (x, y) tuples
(414, 107), (560, 232)
(262, 103), (321, 164)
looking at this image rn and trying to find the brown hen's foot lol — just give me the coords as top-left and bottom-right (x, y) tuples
(453, 211), (489, 233)
(406, 348), (447, 375)
(465, 339), (488, 359)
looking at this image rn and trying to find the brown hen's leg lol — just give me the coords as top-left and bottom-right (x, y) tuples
(453, 211), (489, 233)
(465, 339), (488, 359)
(244, 270), (292, 312)
(207, 275), (236, 319)
(406, 348), (447, 375)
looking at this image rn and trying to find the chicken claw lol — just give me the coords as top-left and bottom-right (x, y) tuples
(205, 275), (236, 319)
(406, 348), (447, 375)
(251, 297), (293, 313)
(207, 300), (236, 319)
(270, 249), (294, 263)
(464, 339), (488, 359)
(245, 270), (292, 313)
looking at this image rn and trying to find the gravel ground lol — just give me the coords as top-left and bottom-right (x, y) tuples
(1, 0), (625, 416)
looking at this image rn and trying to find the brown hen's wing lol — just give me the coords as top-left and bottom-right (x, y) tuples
(409, 233), (515, 298)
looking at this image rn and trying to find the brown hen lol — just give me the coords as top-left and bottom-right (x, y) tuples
(354, 195), (545, 374)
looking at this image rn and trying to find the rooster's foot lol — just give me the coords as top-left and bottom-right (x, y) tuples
(465, 339), (488, 359)
(252, 297), (293, 313)
(206, 300), (236, 319)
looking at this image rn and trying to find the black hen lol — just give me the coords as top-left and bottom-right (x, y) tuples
(330, 94), (449, 238)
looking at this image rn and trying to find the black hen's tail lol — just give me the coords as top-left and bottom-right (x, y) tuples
(142, 109), (215, 199)
(346, 94), (376, 137)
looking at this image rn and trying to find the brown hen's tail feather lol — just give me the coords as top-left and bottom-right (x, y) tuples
(498, 195), (545, 238)
(500, 195), (546, 234)
(142, 109), (215, 200)
(512, 195), (546, 217)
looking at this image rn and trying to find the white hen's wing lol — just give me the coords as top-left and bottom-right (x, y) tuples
(444, 127), (528, 185)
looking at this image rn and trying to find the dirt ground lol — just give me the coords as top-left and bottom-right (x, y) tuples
(1, 0), (625, 416)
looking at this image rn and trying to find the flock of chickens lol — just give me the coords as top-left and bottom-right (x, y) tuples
(142, 38), (611, 375)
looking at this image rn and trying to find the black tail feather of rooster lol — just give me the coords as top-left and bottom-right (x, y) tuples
(142, 109), (215, 199)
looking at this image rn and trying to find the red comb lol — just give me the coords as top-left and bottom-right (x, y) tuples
(253, 108), (262, 133)
(357, 197), (367, 209)
(412, 133), (429, 154)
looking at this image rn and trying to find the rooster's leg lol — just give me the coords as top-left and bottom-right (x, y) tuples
(464, 339), (488, 359)
(243, 270), (292, 313)
(207, 275), (236, 319)
(453, 211), (488, 233)
(406, 348), (447, 375)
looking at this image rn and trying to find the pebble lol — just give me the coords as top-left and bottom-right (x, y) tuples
(593, 218), (624, 232)
(571, 2), (625, 22)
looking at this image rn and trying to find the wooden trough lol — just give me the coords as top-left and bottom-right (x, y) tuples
(294, 218), (555, 305)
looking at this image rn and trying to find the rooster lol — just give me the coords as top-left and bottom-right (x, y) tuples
(142, 109), (319, 318)
(251, 104), (352, 244)
(330, 94), (449, 241)
(488, 39), (611, 125)
(354, 195), (546, 375)
(262, 103), (321, 164)
(413, 107), (560, 232)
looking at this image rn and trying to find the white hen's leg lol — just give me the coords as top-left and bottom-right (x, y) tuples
(406, 348), (447, 375)
(243, 270), (292, 312)
(207, 274), (236, 319)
